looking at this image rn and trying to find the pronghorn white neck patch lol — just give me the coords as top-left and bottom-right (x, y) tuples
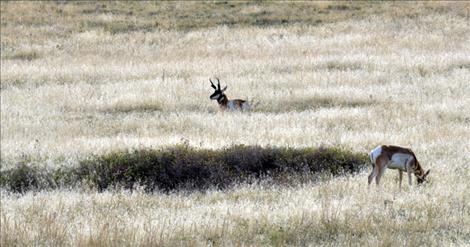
(211, 93), (221, 100)
(217, 94), (227, 103)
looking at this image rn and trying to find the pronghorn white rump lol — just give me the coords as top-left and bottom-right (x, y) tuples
(368, 145), (430, 189)
(209, 78), (250, 111)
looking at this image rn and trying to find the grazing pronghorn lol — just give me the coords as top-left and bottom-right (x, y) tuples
(209, 78), (250, 111)
(368, 145), (430, 189)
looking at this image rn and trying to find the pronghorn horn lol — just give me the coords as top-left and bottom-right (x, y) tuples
(216, 78), (221, 90)
(209, 79), (216, 89)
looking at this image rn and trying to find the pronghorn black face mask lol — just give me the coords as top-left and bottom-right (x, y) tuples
(209, 78), (227, 101)
(417, 169), (431, 184)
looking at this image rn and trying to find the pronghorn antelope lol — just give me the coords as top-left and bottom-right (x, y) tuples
(368, 145), (430, 189)
(209, 78), (250, 111)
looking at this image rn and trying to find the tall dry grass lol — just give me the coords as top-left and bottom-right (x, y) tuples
(1, 1), (470, 246)
(2, 178), (469, 246)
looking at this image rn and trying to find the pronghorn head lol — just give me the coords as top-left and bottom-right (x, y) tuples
(209, 78), (227, 101)
(416, 168), (431, 184)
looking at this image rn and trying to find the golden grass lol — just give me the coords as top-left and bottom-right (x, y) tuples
(1, 1), (470, 246)
(2, 178), (469, 246)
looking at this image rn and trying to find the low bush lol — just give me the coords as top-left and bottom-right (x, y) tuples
(0, 145), (368, 193)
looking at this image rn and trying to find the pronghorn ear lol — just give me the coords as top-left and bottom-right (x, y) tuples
(424, 169), (430, 177)
(221, 85), (227, 92)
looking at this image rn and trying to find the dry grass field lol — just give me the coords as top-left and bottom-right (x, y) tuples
(1, 1), (470, 246)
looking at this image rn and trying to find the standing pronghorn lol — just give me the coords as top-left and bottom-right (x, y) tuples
(209, 78), (250, 111)
(368, 145), (430, 189)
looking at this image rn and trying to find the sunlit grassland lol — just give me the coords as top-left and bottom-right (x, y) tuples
(1, 1), (470, 246)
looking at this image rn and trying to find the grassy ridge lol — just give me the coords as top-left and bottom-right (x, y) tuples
(0, 145), (368, 193)
(1, 1), (464, 61)
(0, 1), (441, 33)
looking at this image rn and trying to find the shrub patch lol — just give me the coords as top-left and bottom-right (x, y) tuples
(0, 145), (368, 193)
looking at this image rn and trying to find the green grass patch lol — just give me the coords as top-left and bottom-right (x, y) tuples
(323, 61), (364, 71)
(0, 145), (368, 193)
(2, 49), (41, 61)
(255, 96), (377, 113)
(98, 102), (163, 114)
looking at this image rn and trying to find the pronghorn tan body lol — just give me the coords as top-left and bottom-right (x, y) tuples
(209, 78), (250, 111)
(368, 145), (430, 189)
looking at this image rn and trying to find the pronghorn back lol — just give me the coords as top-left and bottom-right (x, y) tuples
(370, 145), (417, 165)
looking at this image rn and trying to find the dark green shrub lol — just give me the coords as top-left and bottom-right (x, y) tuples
(0, 145), (368, 193)
(0, 162), (56, 193)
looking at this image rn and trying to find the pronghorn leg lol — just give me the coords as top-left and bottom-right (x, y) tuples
(398, 170), (403, 191)
(407, 160), (413, 186)
(375, 159), (388, 186)
(368, 166), (377, 186)
(375, 165), (383, 186)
